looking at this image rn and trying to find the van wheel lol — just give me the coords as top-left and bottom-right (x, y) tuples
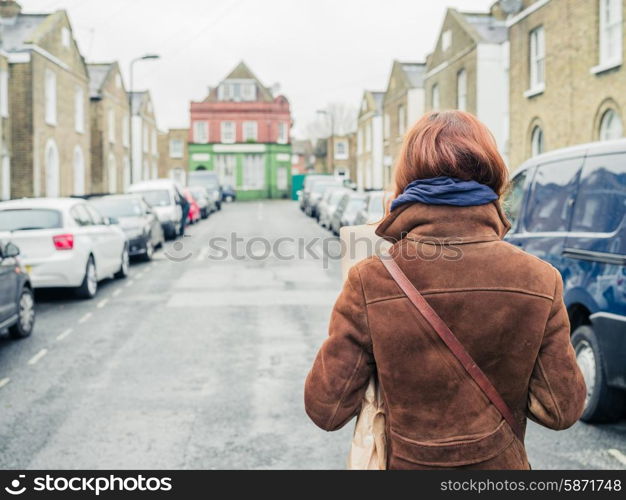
(76, 256), (97, 299)
(114, 246), (130, 279)
(8, 287), (35, 339)
(572, 325), (625, 422)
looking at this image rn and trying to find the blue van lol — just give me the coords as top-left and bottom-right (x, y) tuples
(503, 139), (626, 423)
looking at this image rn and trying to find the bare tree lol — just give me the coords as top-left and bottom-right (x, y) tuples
(306, 102), (358, 144)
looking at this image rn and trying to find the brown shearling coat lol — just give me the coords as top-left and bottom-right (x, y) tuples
(304, 202), (586, 470)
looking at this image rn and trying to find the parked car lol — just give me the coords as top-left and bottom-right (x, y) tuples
(299, 175), (330, 211)
(188, 171), (222, 211)
(187, 186), (211, 219)
(90, 194), (165, 262)
(183, 188), (201, 224)
(305, 178), (344, 218)
(0, 198), (129, 299)
(503, 138), (626, 423)
(128, 179), (184, 240)
(318, 187), (349, 229)
(0, 241), (34, 339)
(354, 191), (387, 226)
(330, 192), (366, 235)
(222, 184), (237, 203)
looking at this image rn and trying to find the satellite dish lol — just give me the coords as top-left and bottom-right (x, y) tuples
(499, 0), (523, 14)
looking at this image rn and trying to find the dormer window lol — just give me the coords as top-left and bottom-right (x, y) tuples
(219, 80), (257, 101)
(61, 27), (70, 48)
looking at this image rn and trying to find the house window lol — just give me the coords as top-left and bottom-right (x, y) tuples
(193, 121), (209, 143)
(170, 139), (183, 158)
(599, 0), (623, 66)
(531, 126), (544, 157)
(123, 115), (129, 147)
(277, 122), (289, 144)
(384, 113), (390, 139)
(242, 83), (256, 101)
(432, 84), (440, 110)
(73, 146), (85, 195)
(442, 30), (452, 51)
(529, 27), (545, 90)
(397, 104), (407, 135)
(599, 109), (623, 140)
(143, 126), (148, 153)
(216, 155), (236, 187)
(45, 69), (57, 125)
(108, 108), (115, 143)
(335, 139), (348, 160)
(243, 121), (258, 142)
(243, 154), (265, 189)
(457, 69), (467, 111)
(365, 122), (372, 152)
(61, 27), (70, 48)
(74, 86), (84, 133)
(221, 121), (236, 143)
(0, 70), (8, 118)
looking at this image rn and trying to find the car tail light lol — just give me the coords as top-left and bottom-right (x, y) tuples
(53, 234), (74, 250)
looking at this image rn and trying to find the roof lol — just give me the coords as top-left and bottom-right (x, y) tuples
(204, 61), (274, 102)
(0, 197), (82, 210)
(401, 62), (426, 88)
(0, 13), (48, 51)
(87, 63), (113, 98)
(372, 91), (384, 110)
(462, 12), (508, 44)
(292, 139), (313, 155)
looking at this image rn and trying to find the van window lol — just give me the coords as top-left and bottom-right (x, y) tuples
(503, 171), (527, 227)
(525, 159), (582, 232)
(571, 153), (626, 233)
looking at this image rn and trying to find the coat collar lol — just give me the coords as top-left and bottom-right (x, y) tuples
(375, 201), (512, 244)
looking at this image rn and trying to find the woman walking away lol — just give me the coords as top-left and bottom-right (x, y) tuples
(304, 111), (586, 470)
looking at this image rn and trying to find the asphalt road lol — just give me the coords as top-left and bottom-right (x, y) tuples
(0, 200), (624, 470)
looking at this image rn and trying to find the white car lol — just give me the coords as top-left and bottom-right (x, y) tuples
(128, 180), (184, 240)
(0, 198), (129, 299)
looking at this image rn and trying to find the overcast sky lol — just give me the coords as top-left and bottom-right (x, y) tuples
(21, 0), (495, 137)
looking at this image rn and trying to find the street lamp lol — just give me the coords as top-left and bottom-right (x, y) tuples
(128, 54), (160, 184)
(317, 109), (335, 175)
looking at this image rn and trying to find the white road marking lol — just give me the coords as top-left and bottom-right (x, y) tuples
(608, 448), (626, 466)
(28, 349), (48, 366)
(56, 328), (73, 341)
(112, 289), (122, 298)
(78, 312), (92, 324)
(97, 298), (109, 309)
(0, 377), (10, 389)
(125, 280), (135, 288)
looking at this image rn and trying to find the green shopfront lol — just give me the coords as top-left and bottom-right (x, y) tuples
(188, 143), (293, 201)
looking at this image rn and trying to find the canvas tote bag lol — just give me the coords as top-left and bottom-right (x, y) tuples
(340, 225), (390, 470)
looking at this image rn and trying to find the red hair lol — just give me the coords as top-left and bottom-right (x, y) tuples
(393, 111), (509, 198)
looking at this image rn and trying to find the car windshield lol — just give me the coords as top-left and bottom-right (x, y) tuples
(189, 174), (220, 190)
(0, 209), (62, 231)
(313, 182), (340, 194)
(345, 197), (366, 215)
(91, 199), (143, 218)
(135, 190), (171, 207)
(190, 188), (206, 199)
(329, 190), (345, 206)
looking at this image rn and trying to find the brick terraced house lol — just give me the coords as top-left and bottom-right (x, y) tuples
(189, 62), (293, 200)
(0, 1), (90, 198)
(87, 62), (130, 194)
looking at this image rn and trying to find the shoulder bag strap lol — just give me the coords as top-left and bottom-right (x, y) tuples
(380, 255), (524, 442)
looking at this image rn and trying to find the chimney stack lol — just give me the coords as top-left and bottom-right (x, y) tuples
(0, 1), (21, 19)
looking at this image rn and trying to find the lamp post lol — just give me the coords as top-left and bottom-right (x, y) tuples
(128, 54), (160, 184)
(317, 109), (335, 175)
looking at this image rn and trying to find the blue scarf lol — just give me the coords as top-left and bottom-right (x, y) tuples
(391, 176), (498, 212)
